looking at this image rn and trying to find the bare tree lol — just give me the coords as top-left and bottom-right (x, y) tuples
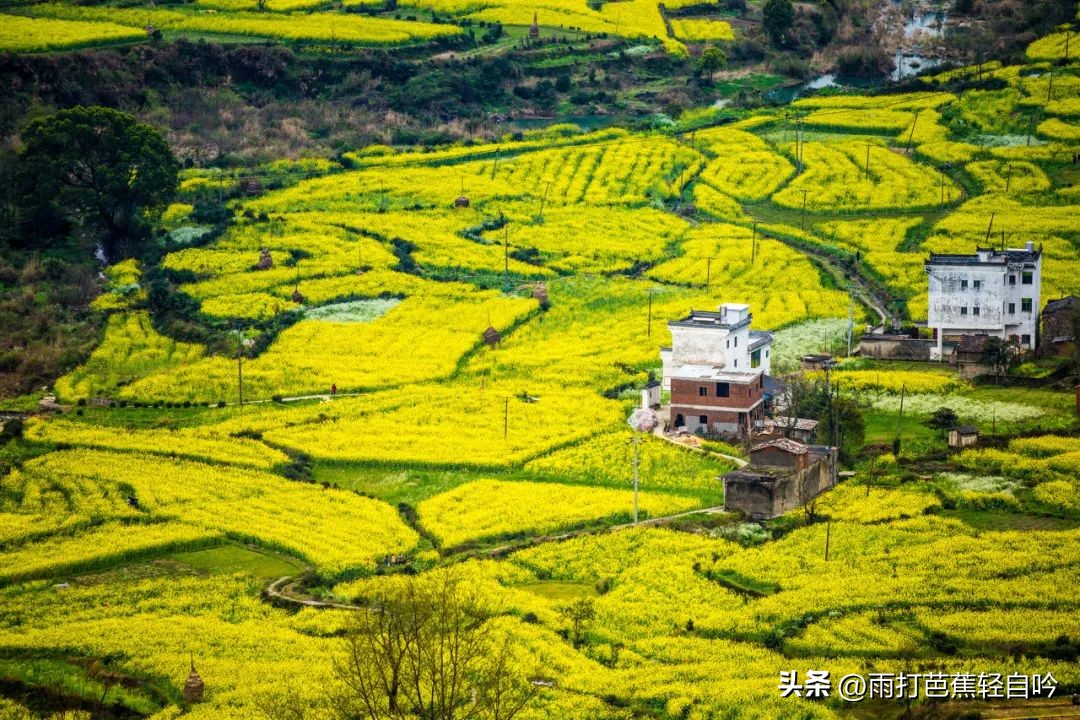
(331, 570), (538, 720)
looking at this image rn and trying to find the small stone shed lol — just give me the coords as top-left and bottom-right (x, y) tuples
(722, 438), (838, 520)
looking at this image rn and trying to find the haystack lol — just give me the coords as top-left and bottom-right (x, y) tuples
(183, 661), (204, 703)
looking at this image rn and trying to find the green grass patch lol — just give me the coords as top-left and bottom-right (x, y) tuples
(313, 462), (485, 506)
(517, 580), (598, 602)
(171, 544), (304, 577)
(706, 568), (779, 597)
(942, 509), (1080, 532)
(0, 657), (165, 716)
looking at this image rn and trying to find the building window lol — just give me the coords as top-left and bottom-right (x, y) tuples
(751, 349), (761, 369)
(961, 279), (968, 290)
(715, 382), (729, 398)
(1022, 298), (1033, 312)
(1008, 302), (1015, 314)
(698, 386), (707, 397)
(974, 280), (981, 290)
(1009, 274), (1016, 285)
(1022, 270), (1033, 285)
(699, 415), (708, 426)
(725, 340), (730, 349)
(973, 306), (980, 316)
(734, 359), (738, 368)
(733, 336), (738, 347)
(765, 349), (769, 357)
(960, 306), (968, 316)
(1021, 334), (1031, 345)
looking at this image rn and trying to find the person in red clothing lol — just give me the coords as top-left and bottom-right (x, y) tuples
(330, 383), (337, 396)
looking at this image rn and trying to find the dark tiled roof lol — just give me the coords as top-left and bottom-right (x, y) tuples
(763, 376), (786, 395)
(926, 247), (1040, 267)
(750, 438), (809, 455)
(954, 425), (978, 435)
(749, 330), (773, 351)
(1044, 296), (1080, 314)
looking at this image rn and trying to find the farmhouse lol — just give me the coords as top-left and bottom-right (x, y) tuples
(1039, 295), (1080, 357)
(948, 425), (980, 449)
(925, 242), (1042, 360)
(722, 438), (838, 519)
(659, 303), (773, 437)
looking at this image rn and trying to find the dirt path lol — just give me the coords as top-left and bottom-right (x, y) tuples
(263, 502), (732, 610)
(649, 421), (748, 468)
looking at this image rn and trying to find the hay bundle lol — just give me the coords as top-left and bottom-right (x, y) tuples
(183, 662), (204, 703)
(531, 282), (549, 307)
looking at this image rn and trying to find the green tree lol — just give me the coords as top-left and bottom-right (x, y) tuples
(818, 394), (865, 463)
(980, 336), (1018, 383)
(699, 47), (727, 80)
(762, 0), (794, 45)
(562, 597), (596, 648)
(925, 407), (959, 438)
(17, 106), (178, 262)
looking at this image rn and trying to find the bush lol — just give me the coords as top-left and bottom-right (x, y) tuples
(1, 417), (25, 440)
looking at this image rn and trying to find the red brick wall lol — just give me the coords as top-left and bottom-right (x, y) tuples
(670, 377), (763, 410)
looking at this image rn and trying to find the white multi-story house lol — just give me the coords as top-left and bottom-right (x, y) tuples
(925, 242), (1042, 359)
(659, 303), (774, 436)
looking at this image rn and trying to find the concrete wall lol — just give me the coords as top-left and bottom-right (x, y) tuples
(724, 449), (838, 519)
(669, 324), (752, 370)
(749, 446), (803, 471)
(859, 335), (933, 361)
(669, 324), (732, 367)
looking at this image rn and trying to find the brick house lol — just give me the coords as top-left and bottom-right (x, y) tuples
(660, 303), (773, 437)
(1039, 295), (1079, 357)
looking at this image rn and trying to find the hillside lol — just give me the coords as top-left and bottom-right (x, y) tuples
(0, 9), (1079, 720)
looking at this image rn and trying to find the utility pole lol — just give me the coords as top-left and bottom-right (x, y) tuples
(536, 181), (551, 222)
(1005, 166), (1012, 194)
(491, 148), (500, 179)
(801, 190), (809, 230)
(864, 143), (872, 181)
(906, 110), (920, 152)
(705, 257), (712, 289)
(1047, 72), (1055, 103)
(647, 288), (654, 338)
(824, 520), (831, 561)
(751, 221), (758, 264)
(630, 435), (641, 524)
(237, 346), (244, 406)
(847, 288), (854, 357)
(503, 226), (510, 290)
(984, 212), (996, 245)
(895, 383), (906, 456)
(503, 396), (509, 438)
